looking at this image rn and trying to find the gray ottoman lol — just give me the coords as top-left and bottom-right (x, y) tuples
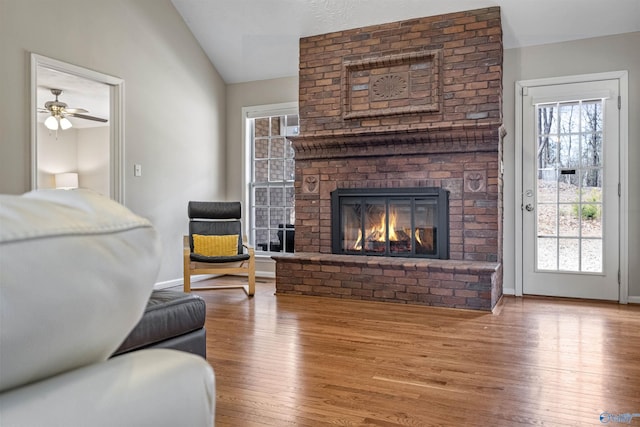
(112, 289), (207, 358)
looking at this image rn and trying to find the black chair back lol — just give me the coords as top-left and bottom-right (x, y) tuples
(188, 201), (243, 255)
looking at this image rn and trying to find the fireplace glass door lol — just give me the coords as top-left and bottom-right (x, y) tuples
(332, 188), (448, 259)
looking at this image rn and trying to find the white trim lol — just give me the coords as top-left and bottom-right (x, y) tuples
(30, 53), (125, 203)
(515, 71), (629, 302)
(618, 72), (629, 304)
(244, 102), (298, 119)
(514, 81), (525, 297)
(156, 271), (275, 290)
(628, 296), (640, 304)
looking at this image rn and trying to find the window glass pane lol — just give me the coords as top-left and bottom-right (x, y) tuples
(537, 169), (557, 203)
(581, 133), (602, 169)
(254, 188), (268, 206)
(581, 208), (602, 238)
(537, 237), (557, 270)
(270, 207), (284, 228)
(558, 238), (579, 271)
(558, 135), (580, 169)
(285, 187), (295, 207)
(255, 207), (268, 228)
(538, 136), (557, 168)
(285, 159), (295, 181)
(269, 159), (285, 181)
(269, 187), (284, 207)
(558, 204), (579, 237)
(255, 160), (268, 182)
(255, 229), (269, 252)
(581, 101), (602, 132)
(271, 137), (285, 158)
(581, 239), (602, 272)
(537, 204), (556, 237)
(285, 207), (295, 225)
(285, 139), (295, 158)
(537, 104), (557, 136)
(271, 116), (283, 136)
(255, 118), (269, 137)
(559, 103), (580, 133)
(255, 139), (268, 159)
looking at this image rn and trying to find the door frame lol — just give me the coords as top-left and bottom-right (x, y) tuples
(515, 71), (629, 302)
(30, 53), (125, 203)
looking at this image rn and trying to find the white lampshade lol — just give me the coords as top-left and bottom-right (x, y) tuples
(44, 115), (59, 130)
(59, 117), (73, 130)
(55, 172), (79, 190)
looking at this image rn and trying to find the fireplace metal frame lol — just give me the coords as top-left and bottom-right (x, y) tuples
(331, 187), (449, 259)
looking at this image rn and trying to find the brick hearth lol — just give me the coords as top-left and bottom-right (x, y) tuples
(274, 7), (505, 311)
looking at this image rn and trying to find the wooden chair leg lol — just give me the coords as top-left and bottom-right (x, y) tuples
(247, 273), (255, 296)
(247, 256), (256, 296)
(183, 256), (191, 293)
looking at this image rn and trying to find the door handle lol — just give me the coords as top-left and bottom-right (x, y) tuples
(525, 204), (534, 212)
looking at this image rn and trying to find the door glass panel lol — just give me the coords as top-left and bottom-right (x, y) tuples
(558, 238), (579, 271)
(581, 239), (602, 272)
(537, 204), (556, 236)
(537, 237), (557, 270)
(558, 204), (579, 237)
(535, 100), (604, 273)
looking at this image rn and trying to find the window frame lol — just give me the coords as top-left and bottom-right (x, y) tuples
(242, 102), (298, 256)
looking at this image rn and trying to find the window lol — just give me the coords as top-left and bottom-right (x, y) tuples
(246, 106), (298, 254)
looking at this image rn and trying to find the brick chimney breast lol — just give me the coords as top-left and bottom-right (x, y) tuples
(275, 7), (505, 311)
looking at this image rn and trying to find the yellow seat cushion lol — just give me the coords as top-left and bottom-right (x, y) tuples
(192, 234), (238, 256)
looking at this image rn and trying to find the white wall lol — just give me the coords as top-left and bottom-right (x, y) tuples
(36, 124), (78, 189)
(77, 127), (110, 196)
(0, 0), (227, 284)
(35, 124), (109, 195)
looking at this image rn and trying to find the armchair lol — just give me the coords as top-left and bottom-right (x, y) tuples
(183, 201), (255, 296)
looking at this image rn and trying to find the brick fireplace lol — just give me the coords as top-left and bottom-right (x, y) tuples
(273, 7), (505, 311)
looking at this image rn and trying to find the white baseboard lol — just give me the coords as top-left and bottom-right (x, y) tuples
(154, 278), (182, 290)
(502, 287), (516, 296)
(627, 296), (640, 304)
(154, 271), (275, 290)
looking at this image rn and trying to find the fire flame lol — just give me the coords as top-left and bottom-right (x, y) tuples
(352, 208), (408, 250)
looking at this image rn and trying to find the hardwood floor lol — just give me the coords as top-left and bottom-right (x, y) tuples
(191, 276), (640, 426)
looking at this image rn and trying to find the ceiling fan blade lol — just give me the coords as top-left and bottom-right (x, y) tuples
(64, 108), (89, 114)
(67, 112), (108, 123)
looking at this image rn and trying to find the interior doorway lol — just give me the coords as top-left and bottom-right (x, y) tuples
(30, 54), (124, 202)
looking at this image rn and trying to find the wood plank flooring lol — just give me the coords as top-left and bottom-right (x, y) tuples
(190, 276), (640, 426)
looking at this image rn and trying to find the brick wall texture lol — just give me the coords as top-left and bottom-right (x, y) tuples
(298, 7), (502, 136)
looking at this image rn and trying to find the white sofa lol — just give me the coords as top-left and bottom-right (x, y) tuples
(0, 189), (215, 426)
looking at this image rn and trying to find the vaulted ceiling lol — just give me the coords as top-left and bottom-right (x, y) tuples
(171, 0), (640, 84)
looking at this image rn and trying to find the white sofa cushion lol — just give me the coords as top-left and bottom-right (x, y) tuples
(0, 349), (215, 427)
(0, 189), (161, 392)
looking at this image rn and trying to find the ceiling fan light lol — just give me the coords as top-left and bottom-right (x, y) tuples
(44, 115), (59, 130)
(59, 117), (73, 130)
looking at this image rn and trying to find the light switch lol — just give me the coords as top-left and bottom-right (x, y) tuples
(134, 164), (142, 177)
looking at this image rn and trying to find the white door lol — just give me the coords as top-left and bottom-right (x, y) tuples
(521, 79), (619, 300)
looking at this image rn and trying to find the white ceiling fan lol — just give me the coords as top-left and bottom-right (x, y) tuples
(38, 88), (107, 130)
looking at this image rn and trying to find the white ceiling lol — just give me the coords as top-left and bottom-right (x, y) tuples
(171, 0), (640, 84)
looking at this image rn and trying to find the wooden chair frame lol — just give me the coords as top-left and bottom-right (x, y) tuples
(183, 235), (256, 296)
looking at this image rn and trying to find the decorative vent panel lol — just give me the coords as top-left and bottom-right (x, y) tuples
(342, 50), (441, 119)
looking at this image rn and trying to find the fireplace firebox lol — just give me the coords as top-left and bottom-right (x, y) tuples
(331, 188), (449, 259)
